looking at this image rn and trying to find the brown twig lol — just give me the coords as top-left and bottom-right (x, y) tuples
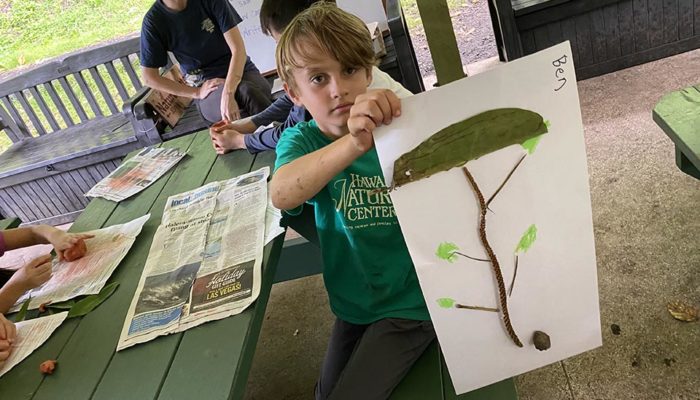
(455, 303), (499, 312)
(486, 153), (527, 207)
(508, 255), (519, 297)
(463, 165), (523, 347)
(454, 251), (489, 262)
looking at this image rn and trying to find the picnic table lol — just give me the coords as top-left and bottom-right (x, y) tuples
(653, 83), (700, 180)
(0, 130), (285, 399)
(0, 130), (517, 399)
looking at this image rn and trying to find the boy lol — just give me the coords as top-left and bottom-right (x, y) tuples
(270, 4), (434, 399)
(140, 0), (272, 123)
(209, 0), (411, 155)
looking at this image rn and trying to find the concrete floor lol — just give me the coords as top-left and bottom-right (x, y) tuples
(244, 50), (700, 400)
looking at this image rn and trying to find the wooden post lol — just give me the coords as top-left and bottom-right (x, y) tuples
(415, 0), (465, 85)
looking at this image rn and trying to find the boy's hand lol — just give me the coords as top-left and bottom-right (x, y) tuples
(196, 78), (225, 100)
(9, 254), (53, 292)
(45, 229), (93, 261)
(347, 89), (401, 152)
(0, 314), (16, 364)
(210, 128), (246, 154)
(221, 90), (241, 122)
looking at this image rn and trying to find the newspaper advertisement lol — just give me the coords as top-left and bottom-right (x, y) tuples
(86, 147), (186, 202)
(0, 312), (68, 378)
(117, 167), (270, 351)
(11, 215), (150, 312)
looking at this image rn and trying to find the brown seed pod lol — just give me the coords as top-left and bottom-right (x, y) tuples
(40, 359), (57, 375)
(532, 331), (551, 351)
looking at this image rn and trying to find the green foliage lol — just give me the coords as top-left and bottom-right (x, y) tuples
(436, 242), (459, 263)
(436, 297), (456, 308)
(0, 0), (151, 72)
(14, 297), (31, 322)
(515, 224), (537, 254)
(67, 282), (119, 318)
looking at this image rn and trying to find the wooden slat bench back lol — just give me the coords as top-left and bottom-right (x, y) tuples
(0, 37), (142, 142)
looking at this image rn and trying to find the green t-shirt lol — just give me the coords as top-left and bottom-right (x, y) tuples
(274, 120), (430, 324)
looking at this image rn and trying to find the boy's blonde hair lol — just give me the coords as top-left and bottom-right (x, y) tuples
(275, 2), (375, 89)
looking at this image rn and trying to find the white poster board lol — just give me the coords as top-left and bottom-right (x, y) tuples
(373, 42), (601, 394)
(230, 0), (389, 74)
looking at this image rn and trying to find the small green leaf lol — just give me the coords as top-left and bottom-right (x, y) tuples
(47, 300), (76, 311)
(515, 224), (537, 254)
(436, 242), (459, 263)
(521, 135), (543, 154)
(436, 298), (456, 308)
(544, 120), (551, 129)
(14, 298), (31, 322)
(67, 282), (119, 319)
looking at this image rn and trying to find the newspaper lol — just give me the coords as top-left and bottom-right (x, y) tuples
(11, 215), (150, 312)
(117, 167), (271, 350)
(0, 312), (68, 378)
(86, 147), (186, 202)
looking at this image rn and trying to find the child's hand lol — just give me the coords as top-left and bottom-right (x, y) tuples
(9, 254), (52, 292)
(44, 229), (93, 261)
(347, 89), (401, 152)
(0, 314), (16, 363)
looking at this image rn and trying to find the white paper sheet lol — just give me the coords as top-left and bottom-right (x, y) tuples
(373, 42), (601, 394)
(0, 312), (68, 378)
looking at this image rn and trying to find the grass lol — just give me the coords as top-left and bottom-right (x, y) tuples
(0, 0), (152, 152)
(0, 0), (151, 72)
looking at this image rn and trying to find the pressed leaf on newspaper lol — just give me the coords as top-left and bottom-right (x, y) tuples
(667, 300), (699, 322)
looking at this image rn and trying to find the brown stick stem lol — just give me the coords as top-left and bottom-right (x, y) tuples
(462, 166), (523, 347)
(486, 153), (527, 207)
(455, 304), (499, 312)
(454, 251), (489, 262)
(508, 255), (519, 297)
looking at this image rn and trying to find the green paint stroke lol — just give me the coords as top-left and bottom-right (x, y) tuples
(521, 134), (543, 154)
(393, 108), (548, 188)
(515, 224), (537, 254)
(436, 242), (460, 263)
(436, 298), (456, 308)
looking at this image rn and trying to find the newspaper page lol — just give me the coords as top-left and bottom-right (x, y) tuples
(0, 312), (68, 378)
(11, 215), (150, 312)
(117, 167), (270, 351)
(86, 147), (186, 202)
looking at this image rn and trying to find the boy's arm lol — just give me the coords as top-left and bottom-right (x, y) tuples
(271, 135), (364, 210)
(142, 67), (223, 99)
(221, 26), (248, 121)
(249, 95), (295, 128)
(271, 89), (401, 210)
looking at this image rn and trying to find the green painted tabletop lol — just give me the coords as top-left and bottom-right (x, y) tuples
(0, 131), (284, 400)
(653, 83), (700, 179)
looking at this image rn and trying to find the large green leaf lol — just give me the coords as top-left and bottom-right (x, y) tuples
(67, 282), (119, 319)
(393, 108), (548, 187)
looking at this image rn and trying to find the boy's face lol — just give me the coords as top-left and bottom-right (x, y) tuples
(284, 45), (372, 139)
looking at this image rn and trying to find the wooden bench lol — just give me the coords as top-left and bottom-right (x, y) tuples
(0, 37), (150, 225)
(653, 83), (700, 180)
(490, 0), (700, 80)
